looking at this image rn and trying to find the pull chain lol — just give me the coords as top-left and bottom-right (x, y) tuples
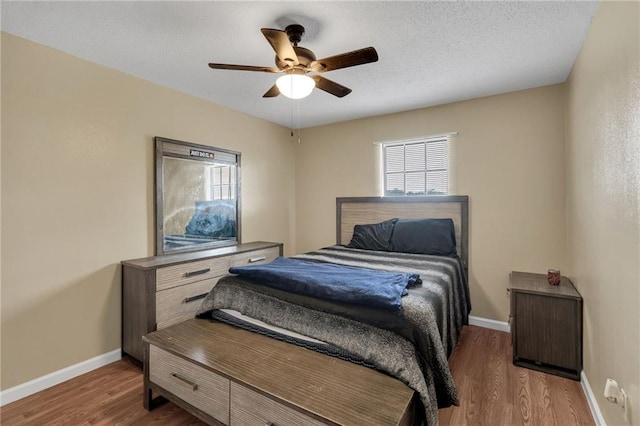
(290, 85), (294, 137)
(287, 80), (302, 143)
(289, 97), (302, 143)
(297, 100), (302, 143)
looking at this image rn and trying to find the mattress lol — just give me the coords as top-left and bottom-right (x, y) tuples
(217, 309), (328, 345)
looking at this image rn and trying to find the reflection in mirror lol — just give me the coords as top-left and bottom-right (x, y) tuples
(155, 137), (241, 255)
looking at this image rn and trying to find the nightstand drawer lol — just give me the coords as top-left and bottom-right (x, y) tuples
(156, 277), (221, 329)
(230, 381), (324, 426)
(149, 345), (229, 424)
(230, 247), (279, 267)
(156, 257), (230, 291)
(514, 292), (580, 370)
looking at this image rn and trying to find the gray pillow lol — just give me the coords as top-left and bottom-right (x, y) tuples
(347, 218), (398, 251)
(390, 218), (457, 256)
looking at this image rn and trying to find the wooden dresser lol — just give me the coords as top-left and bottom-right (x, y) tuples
(143, 319), (418, 426)
(121, 241), (282, 363)
(509, 271), (583, 380)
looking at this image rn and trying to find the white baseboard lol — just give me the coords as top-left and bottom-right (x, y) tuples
(581, 370), (606, 425)
(469, 315), (510, 332)
(0, 348), (121, 407)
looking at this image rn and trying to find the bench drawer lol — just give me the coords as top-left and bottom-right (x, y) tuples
(230, 381), (324, 426)
(149, 345), (229, 424)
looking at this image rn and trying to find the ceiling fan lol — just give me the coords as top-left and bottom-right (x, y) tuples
(208, 24), (378, 99)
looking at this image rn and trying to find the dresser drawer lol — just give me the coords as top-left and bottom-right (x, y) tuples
(156, 277), (221, 329)
(156, 256), (230, 291)
(230, 381), (325, 426)
(230, 247), (280, 267)
(149, 345), (229, 424)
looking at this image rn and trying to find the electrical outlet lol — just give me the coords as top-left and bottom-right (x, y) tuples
(604, 378), (630, 423)
(622, 388), (629, 423)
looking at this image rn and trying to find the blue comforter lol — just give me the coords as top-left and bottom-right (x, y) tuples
(228, 257), (421, 311)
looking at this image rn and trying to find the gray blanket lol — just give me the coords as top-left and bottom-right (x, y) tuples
(197, 246), (470, 425)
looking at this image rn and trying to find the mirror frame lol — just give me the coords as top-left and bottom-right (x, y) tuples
(154, 136), (241, 255)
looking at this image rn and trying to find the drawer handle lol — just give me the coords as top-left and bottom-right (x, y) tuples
(184, 293), (209, 303)
(170, 372), (198, 391)
(248, 256), (267, 263)
(184, 268), (210, 278)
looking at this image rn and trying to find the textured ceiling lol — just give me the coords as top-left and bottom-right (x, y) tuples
(1, 1), (599, 129)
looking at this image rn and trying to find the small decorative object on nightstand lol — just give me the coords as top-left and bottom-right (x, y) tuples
(547, 268), (561, 285)
(509, 271), (583, 380)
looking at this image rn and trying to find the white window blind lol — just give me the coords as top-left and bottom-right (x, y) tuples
(382, 136), (450, 196)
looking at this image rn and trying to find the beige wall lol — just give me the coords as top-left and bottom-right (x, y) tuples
(0, 31), (3, 391)
(296, 85), (567, 321)
(0, 33), (295, 390)
(566, 1), (640, 424)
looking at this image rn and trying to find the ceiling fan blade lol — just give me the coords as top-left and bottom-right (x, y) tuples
(263, 85), (280, 98)
(208, 63), (280, 73)
(309, 47), (378, 72)
(261, 28), (299, 67)
(311, 75), (352, 98)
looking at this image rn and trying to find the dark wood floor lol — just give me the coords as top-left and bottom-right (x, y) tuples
(0, 326), (594, 425)
(438, 326), (593, 425)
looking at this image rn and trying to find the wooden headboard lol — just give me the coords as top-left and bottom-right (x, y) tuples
(336, 196), (469, 269)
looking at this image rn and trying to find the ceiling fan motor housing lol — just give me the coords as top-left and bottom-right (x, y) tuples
(277, 46), (316, 69)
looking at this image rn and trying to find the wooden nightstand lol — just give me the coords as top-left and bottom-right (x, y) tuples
(509, 271), (583, 380)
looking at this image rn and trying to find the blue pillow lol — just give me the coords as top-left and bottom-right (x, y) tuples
(347, 218), (398, 251)
(390, 218), (457, 256)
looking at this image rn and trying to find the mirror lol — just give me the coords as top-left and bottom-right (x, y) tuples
(155, 137), (241, 255)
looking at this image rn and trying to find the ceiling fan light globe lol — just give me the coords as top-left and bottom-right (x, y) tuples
(276, 74), (315, 99)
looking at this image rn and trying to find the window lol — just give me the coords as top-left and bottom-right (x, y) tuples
(206, 164), (236, 200)
(382, 136), (450, 196)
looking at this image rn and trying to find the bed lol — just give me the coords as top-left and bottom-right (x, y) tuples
(196, 196), (470, 425)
